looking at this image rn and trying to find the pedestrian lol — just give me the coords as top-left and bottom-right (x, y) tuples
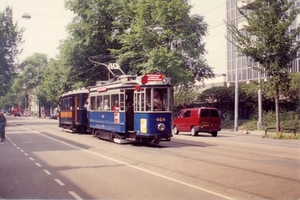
(0, 112), (7, 143)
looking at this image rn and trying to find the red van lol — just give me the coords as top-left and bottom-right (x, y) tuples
(172, 107), (221, 137)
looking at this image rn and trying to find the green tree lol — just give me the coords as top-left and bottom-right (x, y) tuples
(59, 0), (120, 87)
(40, 58), (69, 104)
(0, 6), (24, 95)
(174, 86), (200, 109)
(112, 0), (213, 87)
(288, 72), (300, 113)
(226, 0), (300, 132)
(61, 0), (213, 91)
(12, 53), (49, 117)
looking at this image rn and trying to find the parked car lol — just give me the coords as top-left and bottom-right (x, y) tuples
(172, 107), (221, 137)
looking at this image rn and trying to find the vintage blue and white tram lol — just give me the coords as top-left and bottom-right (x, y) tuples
(58, 88), (89, 133)
(88, 73), (173, 144)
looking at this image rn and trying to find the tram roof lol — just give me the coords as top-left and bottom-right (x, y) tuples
(60, 88), (89, 97)
(89, 73), (172, 92)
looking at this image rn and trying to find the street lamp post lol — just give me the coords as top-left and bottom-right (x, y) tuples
(234, 53), (239, 132)
(257, 63), (263, 130)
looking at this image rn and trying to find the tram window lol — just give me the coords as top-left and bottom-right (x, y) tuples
(70, 97), (74, 110)
(145, 88), (169, 111)
(120, 93), (125, 111)
(111, 94), (119, 111)
(103, 95), (110, 111)
(61, 99), (65, 110)
(134, 89), (147, 111)
(65, 99), (68, 110)
(96, 95), (103, 110)
(146, 89), (151, 111)
(90, 96), (96, 110)
(83, 98), (89, 109)
(81, 95), (88, 109)
(141, 93), (145, 111)
(134, 93), (139, 111)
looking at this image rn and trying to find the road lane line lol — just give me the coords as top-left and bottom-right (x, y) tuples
(44, 170), (51, 175)
(24, 153), (28, 156)
(19, 126), (235, 200)
(54, 179), (65, 186)
(69, 191), (83, 200)
(84, 149), (235, 200)
(35, 163), (42, 167)
(29, 157), (34, 161)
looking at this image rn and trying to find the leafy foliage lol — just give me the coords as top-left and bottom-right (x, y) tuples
(39, 58), (69, 105)
(0, 6), (24, 95)
(12, 53), (50, 108)
(112, 0), (213, 87)
(60, 0), (213, 90)
(60, 0), (121, 86)
(226, 0), (300, 131)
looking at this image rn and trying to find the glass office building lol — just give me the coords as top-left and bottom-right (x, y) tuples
(226, 0), (300, 83)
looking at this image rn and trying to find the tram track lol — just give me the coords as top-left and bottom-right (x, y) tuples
(160, 139), (300, 182)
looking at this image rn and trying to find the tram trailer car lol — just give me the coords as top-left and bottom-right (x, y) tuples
(58, 88), (89, 133)
(88, 73), (173, 144)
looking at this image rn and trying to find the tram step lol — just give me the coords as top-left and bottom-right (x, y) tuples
(127, 130), (136, 134)
(113, 138), (134, 144)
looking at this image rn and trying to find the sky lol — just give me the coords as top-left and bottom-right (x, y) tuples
(0, 0), (227, 74)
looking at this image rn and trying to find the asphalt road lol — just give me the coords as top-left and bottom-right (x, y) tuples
(1, 116), (299, 200)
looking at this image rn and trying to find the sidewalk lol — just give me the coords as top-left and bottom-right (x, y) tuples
(221, 129), (265, 136)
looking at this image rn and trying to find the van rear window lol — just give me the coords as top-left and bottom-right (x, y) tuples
(200, 109), (209, 117)
(200, 109), (219, 117)
(210, 109), (219, 117)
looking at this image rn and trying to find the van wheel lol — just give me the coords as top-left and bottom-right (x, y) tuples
(191, 127), (198, 136)
(211, 131), (218, 137)
(173, 126), (179, 135)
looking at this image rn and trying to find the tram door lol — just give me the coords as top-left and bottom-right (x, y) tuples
(125, 90), (134, 131)
(74, 96), (78, 123)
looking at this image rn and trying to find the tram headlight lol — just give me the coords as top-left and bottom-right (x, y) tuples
(157, 123), (165, 131)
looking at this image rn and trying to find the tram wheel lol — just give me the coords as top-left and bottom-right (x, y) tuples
(152, 138), (160, 144)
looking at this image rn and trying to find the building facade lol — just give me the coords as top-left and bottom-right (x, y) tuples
(226, 0), (300, 83)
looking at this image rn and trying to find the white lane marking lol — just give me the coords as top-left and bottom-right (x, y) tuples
(44, 170), (51, 175)
(68, 191), (83, 200)
(83, 149), (235, 200)
(20, 150), (24, 152)
(29, 157), (34, 161)
(54, 179), (65, 186)
(16, 147), (20, 149)
(20, 126), (234, 200)
(35, 163), (42, 167)
(24, 153), (28, 156)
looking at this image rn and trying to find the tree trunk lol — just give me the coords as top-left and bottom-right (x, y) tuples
(275, 84), (280, 132)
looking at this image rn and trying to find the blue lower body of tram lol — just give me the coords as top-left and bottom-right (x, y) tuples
(134, 112), (172, 141)
(89, 111), (172, 144)
(89, 111), (126, 133)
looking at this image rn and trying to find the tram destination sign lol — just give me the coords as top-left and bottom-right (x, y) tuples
(142, 73), (164, 84)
